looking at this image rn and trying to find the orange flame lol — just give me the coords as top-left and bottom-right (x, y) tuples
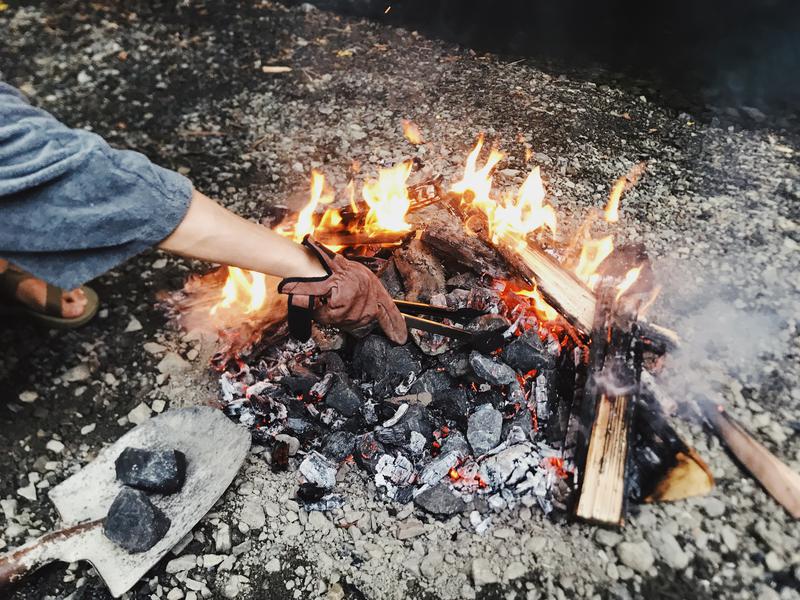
(574, 235), (614, 290)
(604, 176), (625, 223)
(362, 160), (414, 234)
(210, 266), (268, 315)
(615, 266), (642, 301)
(448, 467), (460, 481)
(402, 119), (424, 145)
(514, 284), (559, 322)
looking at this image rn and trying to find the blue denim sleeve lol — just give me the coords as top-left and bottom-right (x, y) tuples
(0, 82), (193, 289)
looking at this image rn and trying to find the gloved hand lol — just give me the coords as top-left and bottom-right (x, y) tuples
(278, 235), (408, 345)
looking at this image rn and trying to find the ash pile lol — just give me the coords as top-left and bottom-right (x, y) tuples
(218, 254), (585, 527)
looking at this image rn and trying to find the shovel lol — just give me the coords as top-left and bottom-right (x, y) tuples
(0, 406), (251, 597)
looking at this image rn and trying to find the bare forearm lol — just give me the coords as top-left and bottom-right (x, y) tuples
(159, 189), (325, 279)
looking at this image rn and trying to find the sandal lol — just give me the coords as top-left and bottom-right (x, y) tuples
(0, 268), (99, 329)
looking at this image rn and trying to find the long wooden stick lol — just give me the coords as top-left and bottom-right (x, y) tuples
(700, 400), (800, 518)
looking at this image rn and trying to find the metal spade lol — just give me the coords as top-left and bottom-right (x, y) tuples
(0, 406), (251, 597)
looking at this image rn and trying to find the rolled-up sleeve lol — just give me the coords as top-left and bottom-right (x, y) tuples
(0, 82), (192, 289)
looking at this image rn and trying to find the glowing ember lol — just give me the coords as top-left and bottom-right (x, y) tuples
(514, 283), (559, 322)
(615, 266), (642, 301)
(362, 160), (414, 234)
(574, 235), (614, 290)
(402, 119), (424, 145)
(448, 467), (461, 481)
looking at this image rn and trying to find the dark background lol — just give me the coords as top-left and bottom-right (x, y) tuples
(291, 0), (800, 118)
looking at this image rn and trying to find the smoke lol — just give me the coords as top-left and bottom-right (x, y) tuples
(650, 263), (789, 414)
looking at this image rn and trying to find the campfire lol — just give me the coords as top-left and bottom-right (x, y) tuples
(167, 129), (725, 527)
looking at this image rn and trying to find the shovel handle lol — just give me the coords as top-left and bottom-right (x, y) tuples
(0, 520), (100, 593)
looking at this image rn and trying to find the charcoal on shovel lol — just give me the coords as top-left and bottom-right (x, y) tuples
(502, 330), (555, 373)
(469, 351), (516, 386)
(115, 447), (187, 494)
(104, 487), (171, 553)
(414, 482), (468, 516)
(467, 404), (503, 456)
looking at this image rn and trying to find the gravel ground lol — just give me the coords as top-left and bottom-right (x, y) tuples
(1, 1), (799, 599)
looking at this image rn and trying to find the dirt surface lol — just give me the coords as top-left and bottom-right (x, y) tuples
(1, 1), (799, 599)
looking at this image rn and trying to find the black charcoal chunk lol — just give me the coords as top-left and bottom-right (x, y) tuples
(467, 404), (503, 455)
(414, 483), (468, 516)
(440, 430), (470, 458)
(325, 374), (363, 417)
(439, 350), (471, 378)
(271, 440), (290, 472)
(353, 335), (393, 380)
(115, 448), (186, 494)
(502, 331), (555, 373)
(392, 404), (435, 442)
(379, 258), (404, 297)
(316, 351), (347, 374)
(322, 431), (356, 462)
(354, 433), (386, 475)
(469, 351), (516, 386)
(104, 487), (171, 553)
(296, 482), (327, 502)
(429, 388), (471, 429)
(501, 409), (534, 442)
(281, 375), (318, 397)
(466, 314), (511, 333)
(408, 370), (454, 395)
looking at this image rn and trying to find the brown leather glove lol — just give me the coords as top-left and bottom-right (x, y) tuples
(278, 236), (408, 345)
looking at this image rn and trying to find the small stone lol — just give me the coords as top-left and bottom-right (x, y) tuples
(63, 363), (91, 382)
(125, 316), (143, 332)
(1, 499), (17, 520)
(264, 557), (281, 573)
(46, 440), (65, 454)
(595, 529), (623, 547)
(765, 551), (785, 572)
(239, 499), (266, 530)
(165, 555), (198, 573)
(17, 481), (37, 501)
(214, 523), (232, 553)
(115, 447), (186, 493)
(127, 403), (152, 425)
(414, 483), (467, 516)
(503, 561), (526, 581)
(157, 352), (191, 376)
(616, 541), (654, 574)
(420, 551), (444, 579)
(396, 519), (426, 540)
(167, 588), (184, 600)
(700, 497), (726, 518)
(469, 351), (516, 386)
(650, 532), (689, 570)
(144, 342), (167, 355)
(472, 558), (498, 586)
(18, 391), (38, 404)
(203, 554), (225, 568)
(151, 399), (166, 414)
(467, 404), (502, 456)
(80, 423), (96, 435)
(222, 574), (246, 598)
(720, 525), (739, 551)
(105, 488), (171, 553)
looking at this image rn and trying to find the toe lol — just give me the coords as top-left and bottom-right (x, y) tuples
(62, 288), (88, 318)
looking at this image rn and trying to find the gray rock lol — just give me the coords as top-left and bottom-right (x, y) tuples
(104, 488), (171, 553)
(596, 529), (623, 547)
(469, 351), (516, 386)
(616, 540), (654, 574)
(166, 554), (198, 573)
(649, 531), (689, 570)
(414, 483), (468, 516)
(157, 352), (191, 376)
(420, 550), (444, 579)
(467, 404), (503, 455)
(115, 447), (186, 494)
(214, 523), (232, 553)
(396, 519), (426, 540)
(700, 497), (726, 518)
(63, 363), (91, 382)
(472, 558), (498, 586)
(239, 499), (265, 530)
(127, 403), (152, 426)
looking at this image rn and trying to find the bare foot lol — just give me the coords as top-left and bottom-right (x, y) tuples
(14, 276), (88, 318)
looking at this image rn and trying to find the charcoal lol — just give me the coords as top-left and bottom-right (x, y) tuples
(392, 404), (435, 442)
(272, 440), (290, 472)
(298, 451), (337, 489)
(475, 389), (507, 410)
(316, 351), (347, 374)
(297, 482), (327, 502)
(479, 443), (539, 489)
(467, 404), (503, 456)
(414, 483), (468, 516)
(379, 258), (404, 297)
(467, 287), (502, 312)
(354, 433), (386, 474)
(394, 486), (415, 505)
(386, 346), (423, 380)
(502, 330), (555, 373)
(375, 453), (416, 499)
(501, 409), (534, 442)
(325, 374), (363, 417)
(408, 370), (454, 395)
(445, 272), (479, 289)
(375, 426), (409, 447)
(104, 487), (171, 553)
(322, 430), (356, 462)
(115, 448), (186, 494)
(311, 324), (345, 351)
(303, 494), (346, 512)
(282, 375), (317, 397)
(466, 314), (511, 333)
(469, 351), (516, 386)
(285, 418), (314, 434)
(353, 335), (392, 380)
(445, 288), (471, 308)
(429, 388), (472, 429)
(419, 450), (460, 485)
(440, 430), (470, 458)
(439, 350), (471, 378)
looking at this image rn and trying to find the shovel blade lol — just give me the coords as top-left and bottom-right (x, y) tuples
(48, 406), (250, 597)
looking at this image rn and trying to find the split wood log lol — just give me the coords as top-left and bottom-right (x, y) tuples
(699, 400), (800, 519)
(574, 288), (641, 526)
(314, 230), (412, 247)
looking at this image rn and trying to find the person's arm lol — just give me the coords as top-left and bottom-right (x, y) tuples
(159, 189), (326, 279)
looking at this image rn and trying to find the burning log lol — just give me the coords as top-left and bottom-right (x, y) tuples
(574, 285), (641, 526)
(313, 230), (413, 247)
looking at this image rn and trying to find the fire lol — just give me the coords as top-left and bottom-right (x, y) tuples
(402, 119), (424, 145)
(574, 235), (614, 290)
(451, 135), (504, 210)
(604, 176), (625, 223)
(448, 467), (460, 481)
(361, 160), (414, 234)
(514, 283), (559, 322)
(277, 170), (335, 242)
(210, 266), (268, 315)
(615, 266), (642, 301)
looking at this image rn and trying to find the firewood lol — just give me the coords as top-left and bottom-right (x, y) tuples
(574, 288), (641, 526)
(393, 239), (447, 302)
(314, 230), (412, 247)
